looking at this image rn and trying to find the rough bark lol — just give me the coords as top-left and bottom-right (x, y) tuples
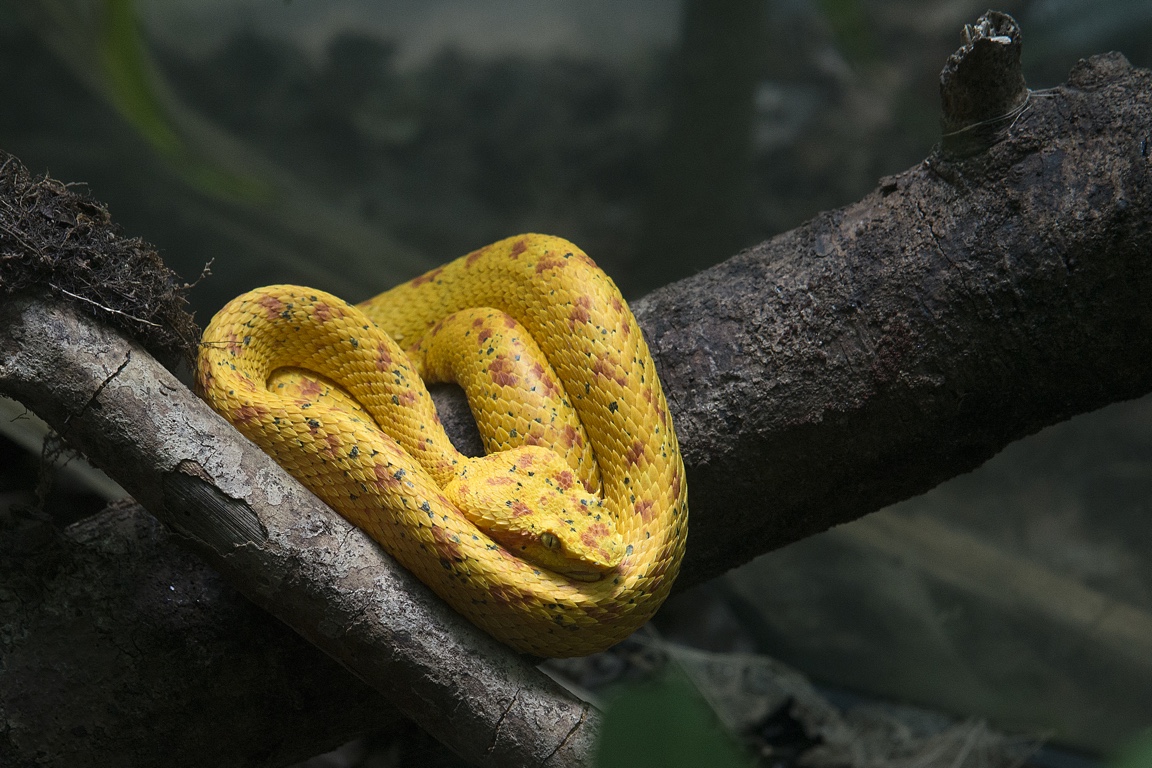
(652, 51), (1152, 587)
(2, 42), (1151, 768)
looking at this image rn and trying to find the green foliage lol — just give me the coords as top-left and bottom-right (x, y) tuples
(595, 668), (754, 768)
(101, 0), (181, 154)
(98, 0), (270, 201)
(1112, 731), (1152, 768)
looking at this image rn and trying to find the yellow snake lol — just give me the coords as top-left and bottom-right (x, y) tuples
(196, 234), (687, 657)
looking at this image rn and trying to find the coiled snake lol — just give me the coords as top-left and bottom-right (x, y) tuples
(197, 234), (687, 657)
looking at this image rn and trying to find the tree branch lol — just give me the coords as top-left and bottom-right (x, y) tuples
(2, 33), (1151, 768)
(649, 50), (1152, 587)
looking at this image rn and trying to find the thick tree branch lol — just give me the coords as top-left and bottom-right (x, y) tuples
(2, 35), (1151, 768)
(650, 51), (1151, 586)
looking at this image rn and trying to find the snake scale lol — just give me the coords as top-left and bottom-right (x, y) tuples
(197, 234), (687, 657)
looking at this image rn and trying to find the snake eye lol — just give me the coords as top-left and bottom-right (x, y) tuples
(540, 532), (560, 550)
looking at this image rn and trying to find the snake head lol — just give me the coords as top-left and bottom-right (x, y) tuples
(445, 447), (624, 581)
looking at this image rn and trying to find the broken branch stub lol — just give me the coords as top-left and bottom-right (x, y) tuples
(939, 10), (1029, 157)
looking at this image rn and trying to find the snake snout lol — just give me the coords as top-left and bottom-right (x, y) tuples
(558, 567), (609, 583)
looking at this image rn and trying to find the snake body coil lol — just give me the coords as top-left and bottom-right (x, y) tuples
(197, 234), (687, 657)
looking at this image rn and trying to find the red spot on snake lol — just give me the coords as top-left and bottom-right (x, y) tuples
(323, 432), (341, 458)
(581, 522), (610, 550)
(372, 464), (402, 491)
(509, 238), (528, 258)
(472, 316), (485, 328)
(375, 344), (392, 371)
(257, 294), (284, 319)
(555, 470), (575, 490)
(643, 387), (666, 424)
(571, 250), (599, 270)
(411, 266), (444, 287)
(635, 499), (655, 522)
(226, 334), (243, 356)
(478, 328), (493, 345)
(627, 439), (645, 467)
(234, 404), (267, 425)
(487, 476), (514, 486)
(672, 469), (682, 500)
(611, 297), (624, 314)
(503, 314), (518, 329)
(510, 501), (532, 517)
(488, 356), (518, 387)
(535, 253), (567, 275)
(312, 301), (335, 323)
(561, 425), (582, 449)
(431, 524), (463, 561)
(298, 378), (324, 399)
(490, 583), (532, 606)
(516, 452), (535, 469)
(396, 390), (417, 406)
(568, 295), (592, 327)
(465, 247), (489, 267)
(592, 356), (628, 387)
(528, 362), (560, 397)
(523, 430), (543, 447)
